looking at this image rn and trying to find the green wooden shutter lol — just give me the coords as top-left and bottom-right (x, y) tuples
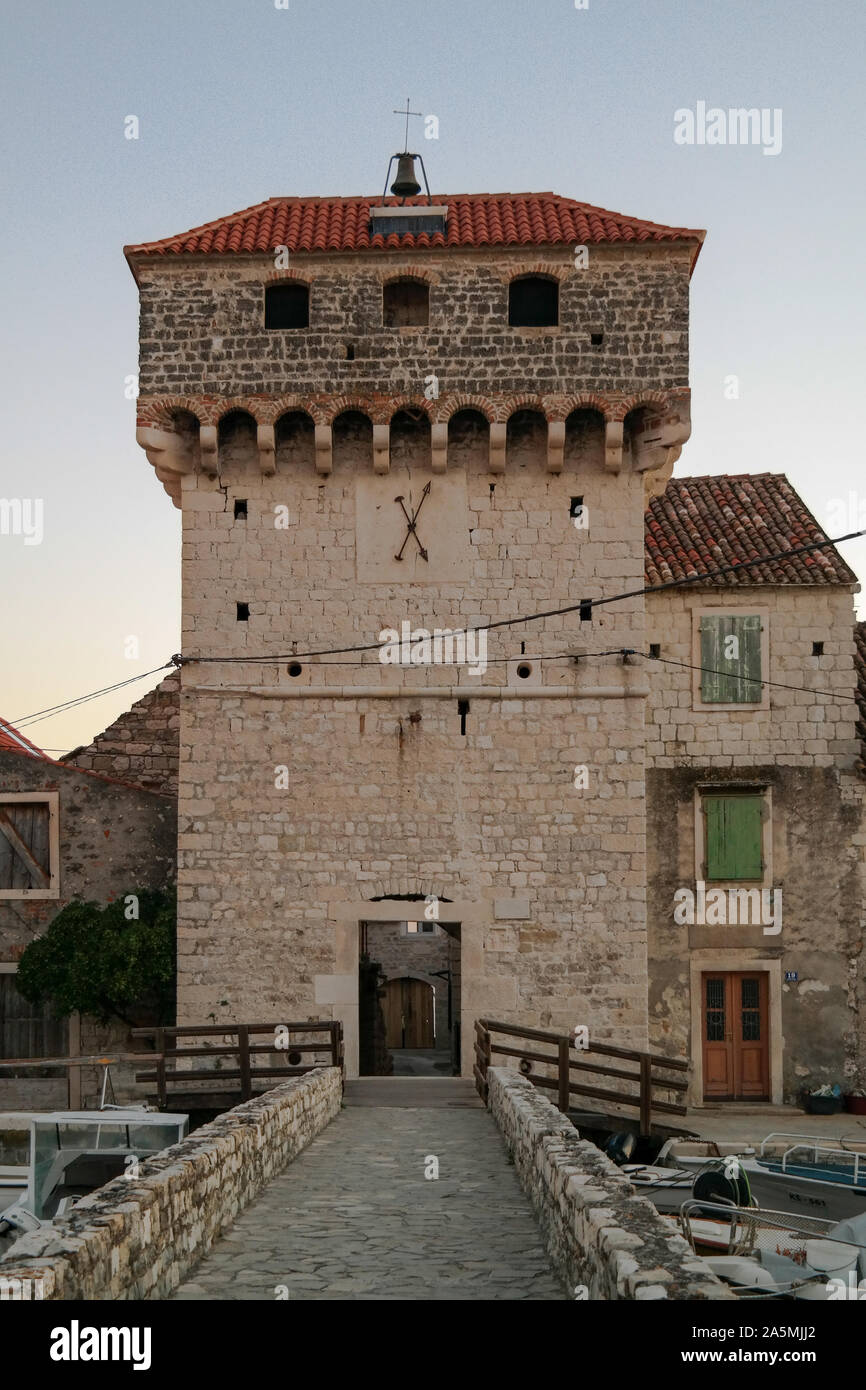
(700, 614), (762, 703)
(704, 795), (764, 880)
(736, 614), (763, 702)
(700, 615), (725, 702)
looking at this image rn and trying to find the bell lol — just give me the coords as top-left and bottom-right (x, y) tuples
(390, 153), (421, 199)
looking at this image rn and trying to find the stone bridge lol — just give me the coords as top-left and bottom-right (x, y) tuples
(0, 1069), (729, 1302)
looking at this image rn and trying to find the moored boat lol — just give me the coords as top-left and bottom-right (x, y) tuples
(672, 1200), (866, 1300)
(625, 1132), (866, 1224)
(0, 1108), (188, 1255)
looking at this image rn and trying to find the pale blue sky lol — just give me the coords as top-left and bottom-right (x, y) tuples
(1, 0), (864, 751)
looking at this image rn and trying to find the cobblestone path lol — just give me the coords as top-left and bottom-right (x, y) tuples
(173, 1099), (566, 1300)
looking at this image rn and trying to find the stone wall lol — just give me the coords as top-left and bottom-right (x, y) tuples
(0, 753), (176, 955)
(0, 1068), (341, 1300)
(179, 417), (645, 659)
(62, 673), (180, 796)
(486, 1068), (731, 1300)
(136, 244), (692, 398)
(0, 751), (177, 1109)
(174, 428), (651, 1074)
(646, 586), (859, 769)
(645, 587), (866, 1098)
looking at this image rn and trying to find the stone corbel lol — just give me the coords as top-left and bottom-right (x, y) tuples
(546, 420), (565, 474)
(135, 426), (196, 508)
(631, 403), (692, 474)
(199, 425), (219, 477)
(159, 474), (183, 506)
(135, 426), (193, 474)
(643, 456), (676, 502)
(257, 424), (276, 476)
(430, 422), (448, 474)
(372, 424), (390, 475)
(314, 425), (333, 476)
(136, 425), (199, 509)
(604, 420), (623, 473)
(489, 422), (507, 474)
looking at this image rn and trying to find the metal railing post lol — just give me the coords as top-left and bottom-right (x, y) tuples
(155, 1028), (166, 1110)
(639, 1054), (652, 1136)
(238, 1025), (252, 1100)
(558, 1036), (571, 1113)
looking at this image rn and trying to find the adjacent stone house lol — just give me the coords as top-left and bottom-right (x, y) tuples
(122, 174), (864, 1102)
(645, 474), (865, 1103)
(0, 719), (176, 1107)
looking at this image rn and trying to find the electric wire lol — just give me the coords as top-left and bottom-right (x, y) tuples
(8, 529), (865, 732)
(181, 527), (866, 664)
(12, 665), (176, 731)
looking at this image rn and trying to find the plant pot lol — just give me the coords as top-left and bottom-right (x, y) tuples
(803, 1094), (843, 1115)
(844, 1094), (866, 1115)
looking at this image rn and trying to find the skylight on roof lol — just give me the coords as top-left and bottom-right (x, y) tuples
(369, 205), (448, 238)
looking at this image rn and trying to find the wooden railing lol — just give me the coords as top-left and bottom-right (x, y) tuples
(131, 1020), (344, 1108)
(0, 1053), (152, 1110)
(474, 1018), (688, 1136)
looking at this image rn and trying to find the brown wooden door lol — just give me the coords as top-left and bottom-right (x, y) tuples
(381, 979), (403, 1048)
(702, 972), (769, 1100)
(382, 978), (434, 1049)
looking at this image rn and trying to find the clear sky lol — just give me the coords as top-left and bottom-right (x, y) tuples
(1, 0), (864, 754)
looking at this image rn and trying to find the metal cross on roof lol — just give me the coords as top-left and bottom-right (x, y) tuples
(393, 98), (423, 151)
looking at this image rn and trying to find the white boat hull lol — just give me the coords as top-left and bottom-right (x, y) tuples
(668, 1155), (866, 1225)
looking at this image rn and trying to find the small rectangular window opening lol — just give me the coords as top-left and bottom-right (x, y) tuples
(570, 496), (584, 518)
(812, 641), (824, 656)
(345, 343), (355, 360)
(579, 599), (592, 623)
(265, 282), (309, 330)
(236, 602), (250, 622)
(234, 499), (247, 520)
(508, 276), (558, 328)
(383, 279), (429, 328)
(458, 698), (469, 735)
(590, 332), (604, 346)
(649, 643), (661, 659)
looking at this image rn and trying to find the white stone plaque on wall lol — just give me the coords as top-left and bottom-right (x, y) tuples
(355, 469), (473, 584)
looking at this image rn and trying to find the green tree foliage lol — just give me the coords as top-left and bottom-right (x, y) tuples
(15, 891), (176, 1026)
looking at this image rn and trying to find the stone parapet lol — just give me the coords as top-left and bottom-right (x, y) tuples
(486, 1067), (732, 1300)
(0, 1068), (342, 1300)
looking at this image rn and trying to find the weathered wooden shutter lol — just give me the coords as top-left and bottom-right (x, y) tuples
(0, 802), (51, 890)
(700, 614), (762, 703)
(736, 615), (763, 702)
(704, 795), (764, 880)
(0, 974), (67, 1062)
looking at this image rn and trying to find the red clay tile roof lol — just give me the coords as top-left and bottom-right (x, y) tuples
(855, 621), (866, 774)
(0, 740), (175, 797)
(124, 192), (705, 269)
(0, 718), (49, 760)
(645, 475), (858, 588)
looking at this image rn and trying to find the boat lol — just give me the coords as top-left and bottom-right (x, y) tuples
(674, 1200), (866, 1300)
(0, 1108), (188, 1255)
(623, 1132), (866, 1224)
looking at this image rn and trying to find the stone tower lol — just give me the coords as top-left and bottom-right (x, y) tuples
(127, 168), (703, 1074)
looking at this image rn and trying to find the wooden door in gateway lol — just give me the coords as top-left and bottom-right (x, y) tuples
(702, 972), (769, 1101)
(382, 978), (434, 1049)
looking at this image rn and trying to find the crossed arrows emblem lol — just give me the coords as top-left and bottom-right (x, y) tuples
(394, 482), (431, 562)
